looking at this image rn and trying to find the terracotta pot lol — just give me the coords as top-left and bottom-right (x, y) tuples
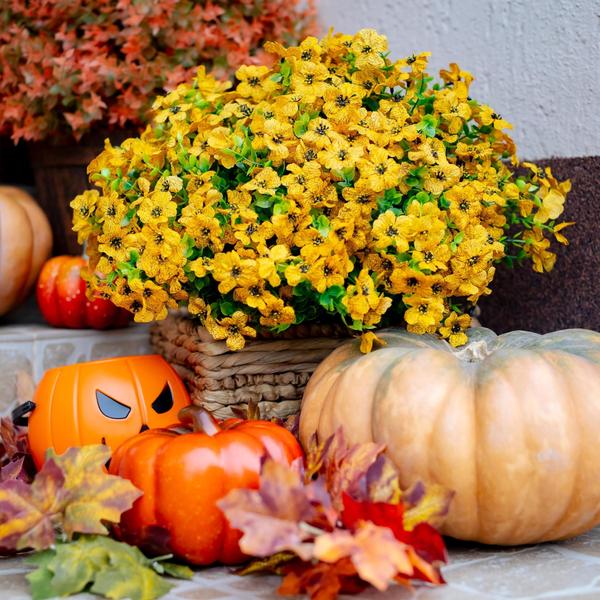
(28, 129), (136, 255)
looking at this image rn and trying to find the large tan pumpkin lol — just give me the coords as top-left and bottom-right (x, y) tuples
(300, 327), (600, 545)
(0, 186), (53, 316)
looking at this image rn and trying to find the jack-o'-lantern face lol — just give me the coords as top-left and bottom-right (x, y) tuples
(28, 355), (191, 468)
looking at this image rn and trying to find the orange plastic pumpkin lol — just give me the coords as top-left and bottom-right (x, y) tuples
(0, 186), (52, 316)
(28, 355), (191, 469)
(109, 406), (303, 565)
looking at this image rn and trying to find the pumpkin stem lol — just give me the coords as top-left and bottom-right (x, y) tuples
(454, 339), (491, 362)
(178, 406), (221, 436)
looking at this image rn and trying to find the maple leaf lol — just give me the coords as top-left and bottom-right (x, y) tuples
(50, 445), (142, 537)
(314, 522), (416, 591)
(279, 557), (366, 600)
(0, 459), (66, 551)
(0, 418), (27, 461)
(341, 493), (447, 571)
(403, 481), (454, 530)
(26, 535), (192, 600)
(0, 457), (26, 482)
(311, 428), (386, 510)
(236, 551), (297, 576)
(218, 460), (317, 560)
(0, 445), (140, 553)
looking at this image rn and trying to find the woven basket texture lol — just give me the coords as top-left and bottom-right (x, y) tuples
(150, 314), (348, 419)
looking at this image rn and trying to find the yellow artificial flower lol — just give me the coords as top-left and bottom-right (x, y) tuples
(257, 244), (289, 286)
(423, 163), (461, 195)
(290, 60), (330, 103)
(389, 266), (440, 296)
(524, 227), (557, 273)
(439, 312), (471, 347)
(242, 167), (281, 196)
(137, 191), (177, 225)
(358, 146), (404, 192)
(318, 139), (364, 172)
(351, 29), (388, 69)
(71, 190), (99, 243)
(371, 211), (410, 252)
(477, 105), (513, 130)
(295, 228), (334, 263)
(128, 279), (171, 322)
(207, 311), (257, 351)
(236, 65), (279, 102)
(234, 283), (274, 311)
(322, 83), (365, 124)
(212, 251), (257, 293)
(434, 90), (472, 134)
(206, 126), (237, 169)
(408, 139), (448, 165)
(412, 244), (451, 272)
(342, 269), (382, 320)
(188, 296), (208, 318)
(282, 162), (323, 199)
(308, 254), (354, 293)
(553, 221), (575, 245)
(97, 224), (135, 264)
(301, 118), (339, 150)
(359, 331), (387, 354)
(285, 260), (310, 286)
(259, 297), (296, 328)
(97, 192), (128, 228)
(446, 184), (481, 230)
(404, 295), (445, 334)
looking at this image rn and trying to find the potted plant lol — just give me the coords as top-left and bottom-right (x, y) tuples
(72, 28), (571, 418)
(0, 0), (316, 253)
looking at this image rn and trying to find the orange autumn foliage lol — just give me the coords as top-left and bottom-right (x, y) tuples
(0, 0), (316, 141)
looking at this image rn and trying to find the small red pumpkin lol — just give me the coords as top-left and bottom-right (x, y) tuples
(109, 407), (303, 565)
(36, 256), (130, 329)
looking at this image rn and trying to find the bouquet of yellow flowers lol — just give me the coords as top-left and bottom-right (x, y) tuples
(72, 29), (571, 350)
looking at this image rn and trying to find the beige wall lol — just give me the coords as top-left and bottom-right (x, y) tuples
(317, 0), (600, 159)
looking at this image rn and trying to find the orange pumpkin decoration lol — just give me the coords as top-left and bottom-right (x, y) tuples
(28, 355), (191, 469)
(0, 186), (52, 316)
(36, 256), (131, 329)
(109, 406), (303, 565)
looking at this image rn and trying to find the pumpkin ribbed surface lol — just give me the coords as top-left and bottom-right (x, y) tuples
(300, 327), (600, 545)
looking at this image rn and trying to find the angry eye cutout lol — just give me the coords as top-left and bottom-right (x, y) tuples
(152, 383), (174, 414)
(96, 390), (132, 420)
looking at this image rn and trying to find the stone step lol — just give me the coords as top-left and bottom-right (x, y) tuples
(0, 324), (152, 416)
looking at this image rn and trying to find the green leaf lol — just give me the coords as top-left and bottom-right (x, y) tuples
(218, 300), (236, 316)
(450, 231), (464, 252)
(279, 60), (292, 87)
(318, 285), (346, 313)
(293, 112), (312, 138)
(312, 215), (330, 237)
(26, 551), (56, 600)
(273, 199), (290, 215)
(157, 562), (193, 580)
(416, 114), (438, 138)
(254, 194), (274, 209)
(26, 536), (181, 600)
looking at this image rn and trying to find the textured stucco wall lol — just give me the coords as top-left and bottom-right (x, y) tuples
(317, 0), (600, 159)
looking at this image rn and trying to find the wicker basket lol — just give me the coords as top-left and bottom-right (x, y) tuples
(150, 314), (349, 420)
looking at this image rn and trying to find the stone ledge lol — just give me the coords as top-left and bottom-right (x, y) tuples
(0, 324), (152, 415)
